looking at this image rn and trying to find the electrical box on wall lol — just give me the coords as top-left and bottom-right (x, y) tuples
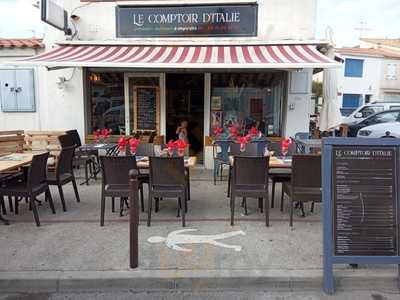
(289, 71), (309, 94)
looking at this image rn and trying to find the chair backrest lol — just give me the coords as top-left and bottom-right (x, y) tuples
(100, 156), (138, 187)
(66, 130), (82, 147)
(27, 152), (49, 189)
(58, 134), (75, 148)
(230, 142), (259, 157)
(294, 132), (310, 140)
(233, 156), (269, 186)
(291, 155), (321, 188)
(56, 146), (75, 178)
(149, 157), (185, 186)
(136, 143), (155, 157)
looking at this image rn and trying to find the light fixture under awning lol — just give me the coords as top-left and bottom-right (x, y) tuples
(11, 44), (340, 69)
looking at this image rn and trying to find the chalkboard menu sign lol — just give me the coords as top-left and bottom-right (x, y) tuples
(333, 146), (398, 256)
(322, 138), (400, 294)
(135, 86), (158, 131)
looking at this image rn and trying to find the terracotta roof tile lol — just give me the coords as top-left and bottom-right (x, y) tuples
(361, 38), (400, 48)
(335, 47), (400, 59)
(0, 38), (44, 49)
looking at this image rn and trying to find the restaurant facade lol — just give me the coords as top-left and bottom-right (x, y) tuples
(8, 0), (338, 167)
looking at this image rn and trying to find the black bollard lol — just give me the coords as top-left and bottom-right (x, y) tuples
(129, 169), (139, 269)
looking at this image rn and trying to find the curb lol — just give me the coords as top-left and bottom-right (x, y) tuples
(0, 268), (398, 293)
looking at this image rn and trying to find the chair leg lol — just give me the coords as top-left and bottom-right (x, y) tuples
(265, 196), (270, 227)
(220, 164), (223, 181)
(179, 197), (185, 227)
(139, 184), (144, 212)
(243, 197), (248, 216)
(46, 188), (56, 214)
(311, 201), (315, 213)
(72, 178), (80, 203)
(85, 163), (89, 186)
(155, 197), (159, 213)
(111, 197), (115, 213)
(147, 194), (152, 227)
(227, 166), (231, 197)
(213, 163), (217, 185)
(186, 169), (191, 201)
(271, 180), (276, 209)
(8, 196), (13, 213)
(300, 203), (305, 217)
(14, 197), (19, 215)
(290, 200), (294, 227)
(280, 186), (285, 212)
(258, 198), (263, 213)
(30, 195), (40, 227)
(57, 185), (67, 212)
(0, 197), (6, 215)
(230, 194), (235, 226)
(100, 192), (106, 226)
(119, 198), (124, 217)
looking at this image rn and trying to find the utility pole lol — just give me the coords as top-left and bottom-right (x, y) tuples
(354, 21), (372, 40)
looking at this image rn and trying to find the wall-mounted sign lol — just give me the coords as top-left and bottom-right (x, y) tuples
(116, 4), (258, 38)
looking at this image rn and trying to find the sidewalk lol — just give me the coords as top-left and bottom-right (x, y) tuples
(0, 169), (398, 293)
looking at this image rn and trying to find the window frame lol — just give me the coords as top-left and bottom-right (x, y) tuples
(344, 58), (364, 78)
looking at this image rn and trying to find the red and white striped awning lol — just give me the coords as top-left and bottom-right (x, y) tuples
(15, 44), (339, 69)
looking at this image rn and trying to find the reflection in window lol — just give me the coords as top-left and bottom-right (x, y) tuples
(210, 72), (284, 136)
(87, 72), (125, 135)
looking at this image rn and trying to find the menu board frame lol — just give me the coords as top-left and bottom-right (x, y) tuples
(133, 85), (160, 133)
(322, 138), (400, 294)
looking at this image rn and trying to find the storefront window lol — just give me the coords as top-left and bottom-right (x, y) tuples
(210, 72), (285, 137)
(87, 71), (125, 135)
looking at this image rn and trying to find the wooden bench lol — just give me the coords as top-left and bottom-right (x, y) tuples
(0, 130), (25, 156)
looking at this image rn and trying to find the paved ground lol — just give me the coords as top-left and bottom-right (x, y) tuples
(1, 290), (400, 300)
(0, 168), (398, 293)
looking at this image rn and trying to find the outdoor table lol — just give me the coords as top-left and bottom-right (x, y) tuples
(135, 156), (197, 169)
(229, 155), (292, 169)
(78, 143), (119, 185)
(294, 139), (322, 154)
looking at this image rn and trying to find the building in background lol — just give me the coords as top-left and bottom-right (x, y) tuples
(5, 0), (338, 168)
(0, 38), (44, 130)
(335, 39), (400, 116)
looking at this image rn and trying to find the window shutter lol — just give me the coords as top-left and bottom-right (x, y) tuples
(0, 69), (17, 112)
(15, 69), (36, 112)
(344, 59), (364, 78)
(342, 94), (361, 108)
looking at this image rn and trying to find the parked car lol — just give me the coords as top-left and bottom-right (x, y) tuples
(343, 102), (400, 125)
(347, 109), (400, 137)
(358, 122), (400, 138)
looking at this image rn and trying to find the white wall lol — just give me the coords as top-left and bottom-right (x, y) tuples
(337, 55), (382, 106)
(45, 0), (316, 44)
(0, 48), (43, 131)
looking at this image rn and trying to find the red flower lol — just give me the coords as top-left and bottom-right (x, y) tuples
(166, 140), (176, 150)
(248, 126), (259, 137)
(229, 126), (239, 137)
(175, 139), (188, 150)
(213, 127), (224, 136)
(281, 138), (292, 154)
(237, 135), (250, 152)
(118, 136), (127, 152)
(129, 138), (140, 154)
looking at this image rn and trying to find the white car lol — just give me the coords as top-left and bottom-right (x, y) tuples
(343, 102), (400, 125)
(357, 122), (400, 138)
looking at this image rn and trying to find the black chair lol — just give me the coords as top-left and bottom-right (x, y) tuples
(282, 155), (321, 227)
(0, 152), (55, 226)
(148, 157), (187, 227)
(100, 156), (144, 226)
(230, 156), (270, 226)
(0, 170), (24, 215)
(213, 141), (232, 185)
(268, 141), (295, 210)
(64, 131), (96, 185)
(47, 145), (80, 212)
(227, 142), (259, 198)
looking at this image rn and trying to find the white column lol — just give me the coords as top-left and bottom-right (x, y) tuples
(160, 73), (166, 137)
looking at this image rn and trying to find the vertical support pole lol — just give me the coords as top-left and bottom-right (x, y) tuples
(129, 169), (139, 269)
(322, 143), (334, 294)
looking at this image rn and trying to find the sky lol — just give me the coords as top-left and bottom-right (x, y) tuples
(0, 0), (399, 47)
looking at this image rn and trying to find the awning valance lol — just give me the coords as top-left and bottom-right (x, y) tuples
(13, 44), (339, 69)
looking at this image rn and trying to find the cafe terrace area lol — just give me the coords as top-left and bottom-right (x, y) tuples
(0, 130), (398, 293)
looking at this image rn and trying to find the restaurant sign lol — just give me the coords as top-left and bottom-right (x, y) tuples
(116, 4), (258, 37)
